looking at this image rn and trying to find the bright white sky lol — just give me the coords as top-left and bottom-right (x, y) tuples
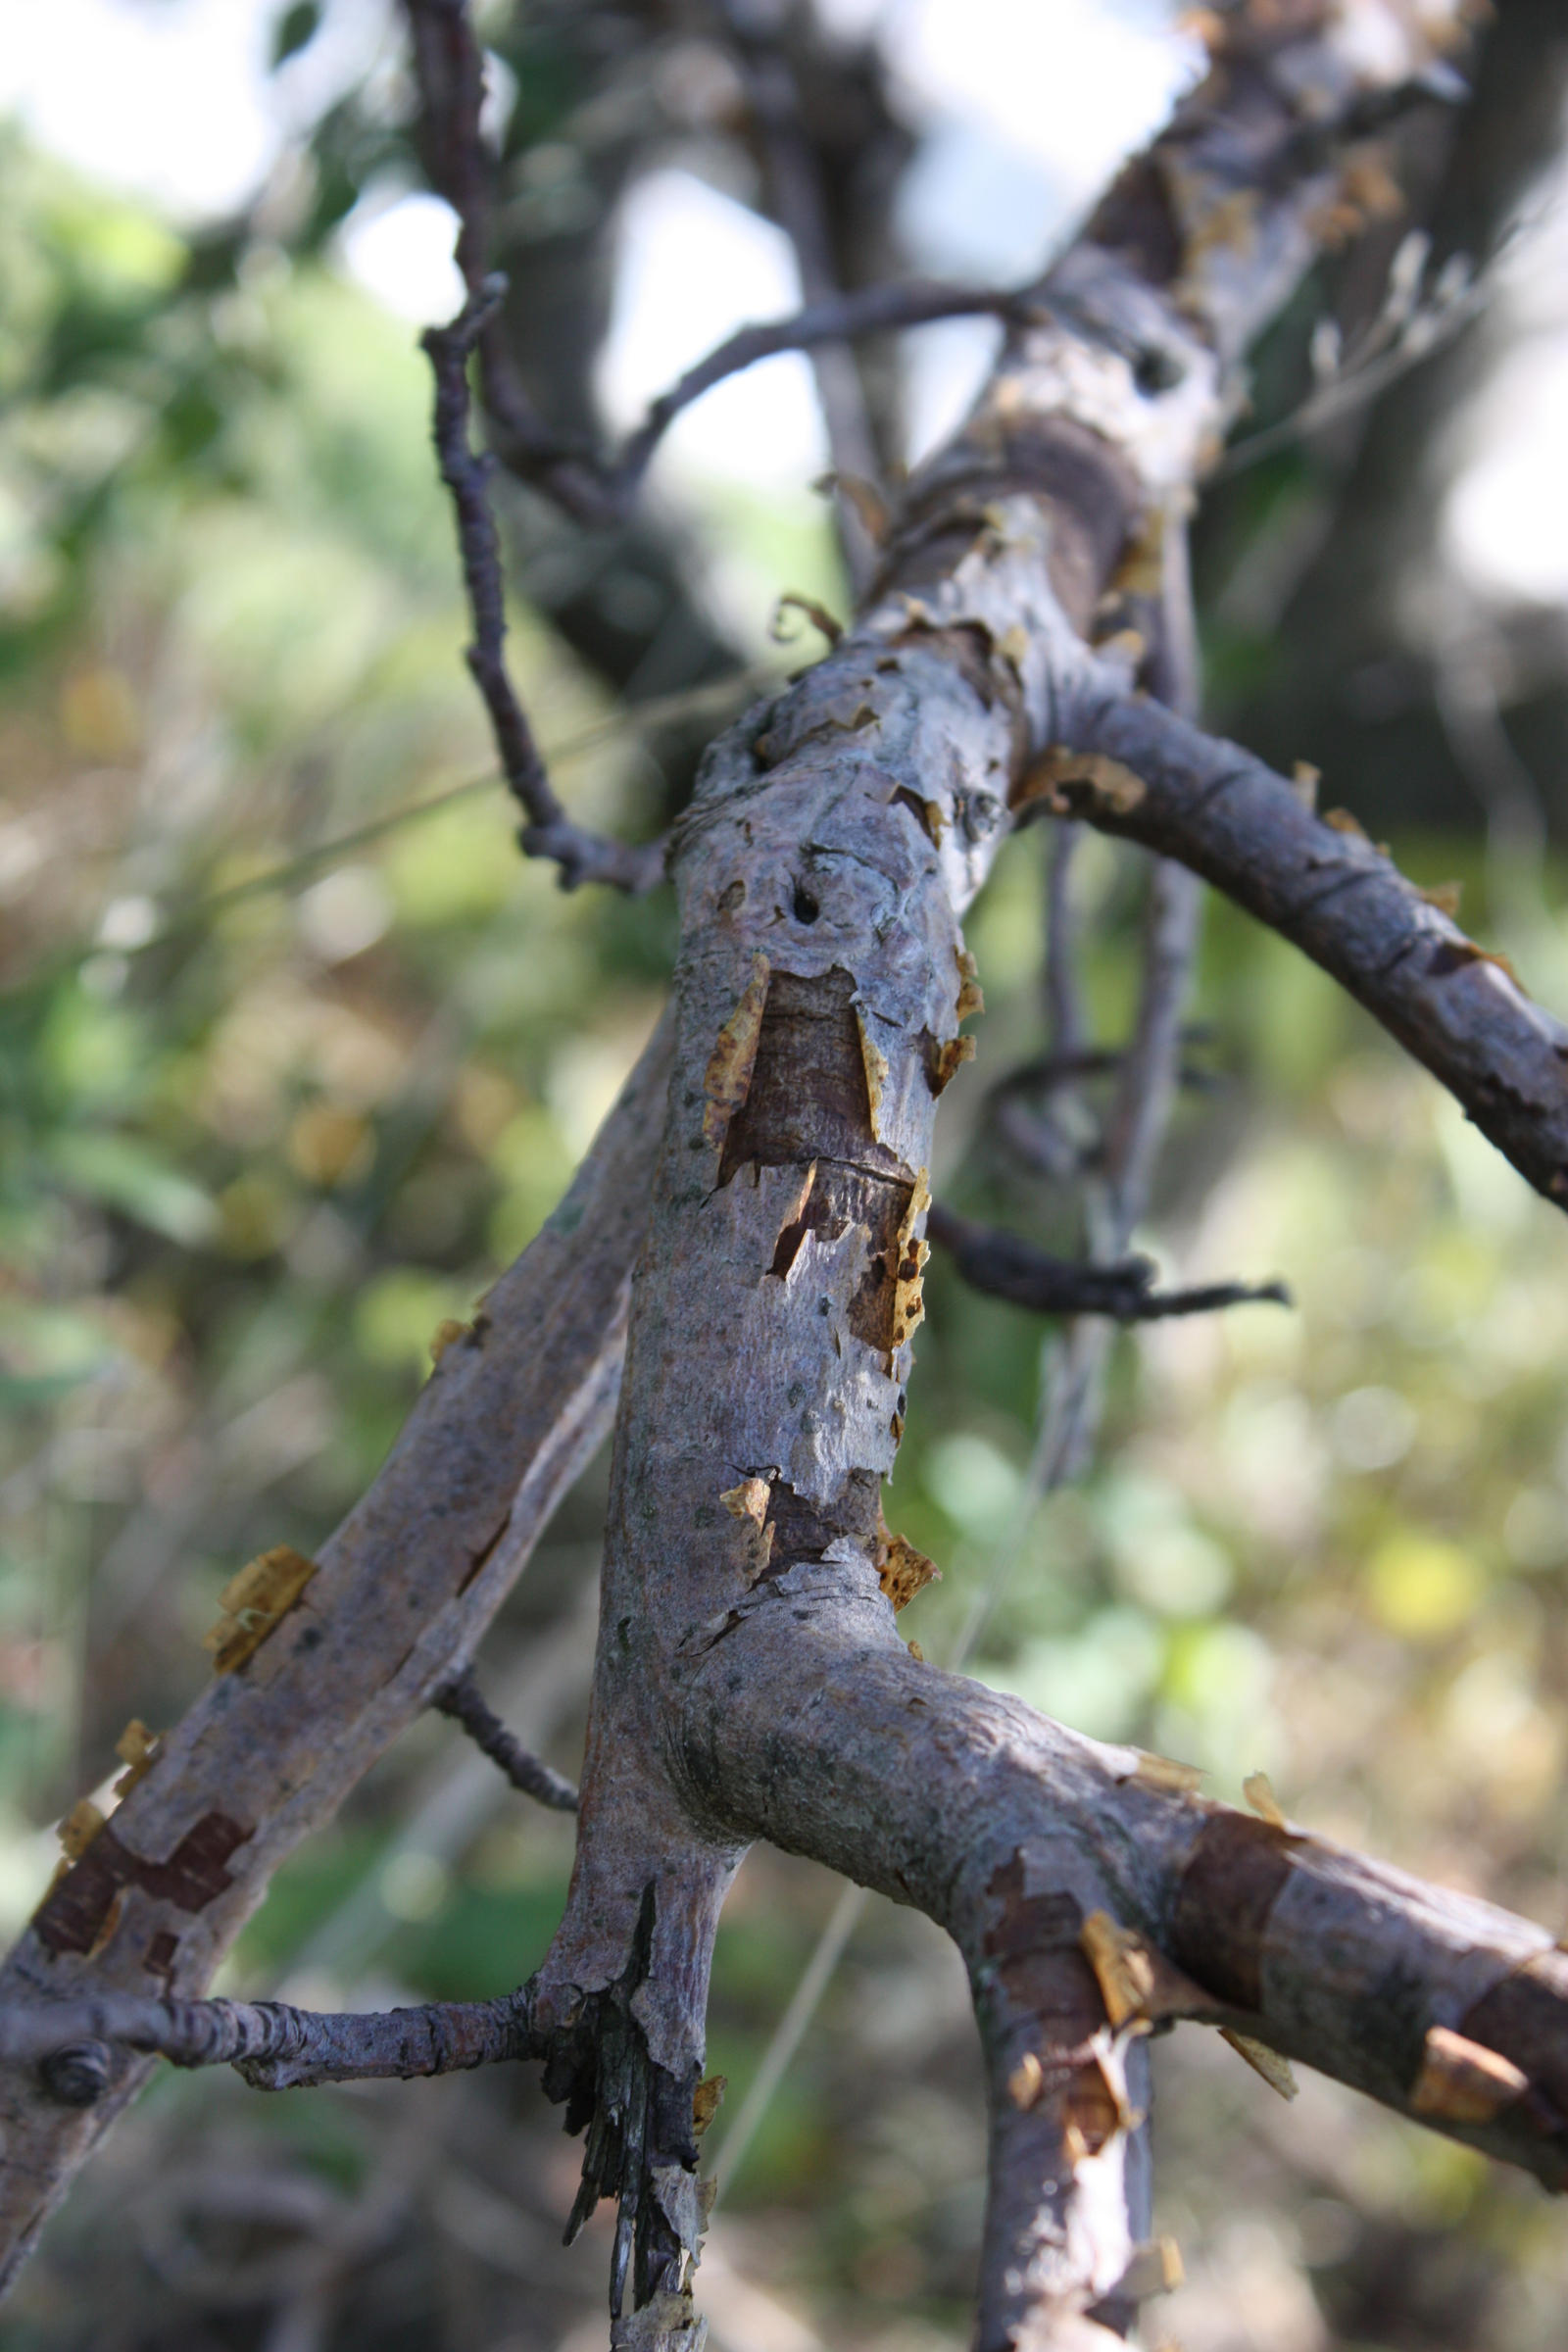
(1, 0), (1564, 605)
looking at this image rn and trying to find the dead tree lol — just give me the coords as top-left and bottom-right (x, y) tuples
(7, 5), (1568, 2346)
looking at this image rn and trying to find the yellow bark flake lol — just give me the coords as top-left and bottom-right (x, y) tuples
(693, 2075), (727, 2136)
(1130, 1750), (1204, 1795)
(203, 1544), (319, 1675)
(1421, 879), (1463, 917)
(906, 1639), (925, 1662)
(929, 1033), (977, 1096)
(955, 946), (985, 1023)
(1080, 1910), (1157, 2031)
(1410, 2025), (1528, 2125)
(890, 1169), (931, 1353)
(1220, 2029), (1298, 2102)
(1011, 746), (1148, 818)
(1322, 806), (1369, 841)
(996, 623), (1031, 675)
(1242, 1771), (1287, 1829)
(1008, 2050), (1045, 2109)
(876, 1507), (940, 1612)
(112, 1719), (162, 1801)
(721, 1477), (770, 1526)
(1290, 760), (1320, 810)
(856, 1009), (891, 1144)
(429, 1317), (470, 1364)
(702, 953), (770, 1151)
(58, 1798), (107, 1862)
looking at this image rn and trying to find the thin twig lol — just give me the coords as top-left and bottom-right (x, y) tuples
(5, 1989), (535, 2093)
(421, 281), (665, 894)
(432, 1666), (579, 1812)
(613, 280), (1031, 497)
(926, 1201), (1289, 1323)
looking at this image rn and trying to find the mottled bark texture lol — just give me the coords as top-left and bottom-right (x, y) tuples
(10, 7), (1568, 2350)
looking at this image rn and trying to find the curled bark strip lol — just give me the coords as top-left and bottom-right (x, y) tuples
(926, 1200), (1290, 1322)
(432, 1667), (580, 1813)
(1048, 687), (1568, 1210)
(0, 1014), (673, 2289)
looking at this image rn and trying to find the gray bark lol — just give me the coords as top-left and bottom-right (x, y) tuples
(9, 10), (1568, 2351)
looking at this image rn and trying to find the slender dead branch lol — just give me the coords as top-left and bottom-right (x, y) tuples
(421, 284), (666, 894)
(432, 1666), (579, 1812)
(926, 1201), (1289, 1323)
(614, 279), (1032, 496)
(1028, 681), (1568, 1210)
(0, 1990), (536, 2091)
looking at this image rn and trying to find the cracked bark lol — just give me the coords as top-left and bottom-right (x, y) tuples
(11, 8), (1568, 2349)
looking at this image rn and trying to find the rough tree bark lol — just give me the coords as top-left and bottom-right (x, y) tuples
(8, 7), (1568, 2350)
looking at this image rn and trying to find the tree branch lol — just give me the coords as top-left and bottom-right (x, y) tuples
(926, 1201), (1290, 1322)
(432, 1666), (579, 1812)
(1024, 686), (1568, 1210)
(0, 1990), (535, 2091)
(422, 283), (666, 893)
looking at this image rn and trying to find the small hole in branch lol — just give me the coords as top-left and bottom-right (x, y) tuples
(792, 882), (820, 924)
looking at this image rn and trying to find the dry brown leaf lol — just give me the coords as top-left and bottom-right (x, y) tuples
(1220, 2028), (1298, 2101)
(1242, 1770), (1287, 1829)
(1081, 1910), (1158, 2030)
(1131, 1751), (1204, 1795)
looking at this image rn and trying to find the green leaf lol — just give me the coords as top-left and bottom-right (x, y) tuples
(270, 2), (321, 70)
(44, 1130), (218, 1246)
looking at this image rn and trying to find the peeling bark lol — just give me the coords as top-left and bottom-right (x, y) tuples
(12, 10), (1568, 2350)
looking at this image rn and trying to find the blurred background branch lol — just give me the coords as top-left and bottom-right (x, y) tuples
(4, 0), (1568, 2345)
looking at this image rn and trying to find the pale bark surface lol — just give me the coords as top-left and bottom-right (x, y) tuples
(7, 7), (1568, 2349)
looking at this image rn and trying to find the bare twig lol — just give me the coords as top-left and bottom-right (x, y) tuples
(432, 1666), (579, 1812)
(614, 280), (1032, 498)
(926, 1201), (1289, 1323)
(421, 284), (666, 894)
(2, 1990), (534, 2091)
